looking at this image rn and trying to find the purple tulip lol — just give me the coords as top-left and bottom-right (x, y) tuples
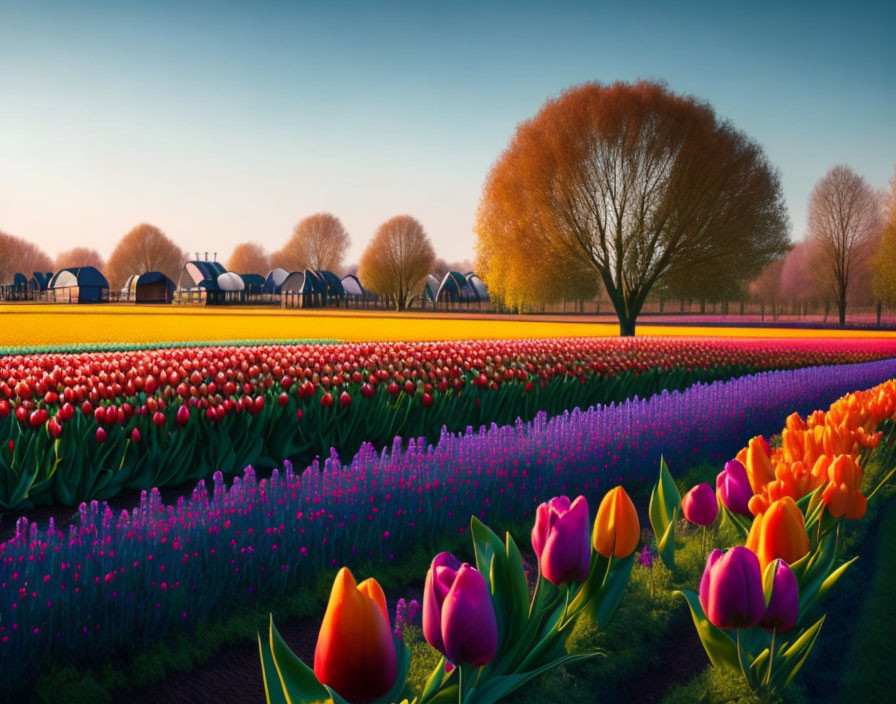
(759, 559), (799, 632)
(699, 547), (766, 630)
(682, 483), (719, 526)
(423, 553), (498, 666)
(716, 459), (753, 515)
(531, 495), (590, 585)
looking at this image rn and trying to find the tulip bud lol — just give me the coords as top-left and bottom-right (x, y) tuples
(716, 459), (753, 515)
(96, 427), (107, 444)
(176, 405), (190, 426)
(821, 455), (867, 520)
(423, 552), (497, 666)
(682, 483), (718, 526)
(699, 547), (765, 630)
(313, 568), (397, 703)
(759, 559), (799, 632)
(745, 496), (810, 571)
(321, 392), (333, 408)
(422, 392), (433, 408)
(339, 391), (352, 407)
(131, 428), (141, 444)
(531, 495), (590, 585)
(592, 486), (640, 558)
(48, 418), (63, 439)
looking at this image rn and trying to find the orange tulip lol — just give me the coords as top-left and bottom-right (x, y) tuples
(744, 436), (776, 494)
(313, 567), (397, 703)
(821, 454), (867, 520)
(745, 497), (810, 571)
(592, 486), (639, 558)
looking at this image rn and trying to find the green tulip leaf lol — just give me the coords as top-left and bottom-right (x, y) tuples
(504, 533), (531, 640)
(771, 616), (825, 689)
(420, 657), (451, 700)
(466, 652), (599, 704)
(676, 590), (741, 674)
(593, 552), (635, 629)
(649, 457), (681, 570)
(721, 506), (752, 541)
(258, 632), (289, 704)
(268, 616), (333, 704)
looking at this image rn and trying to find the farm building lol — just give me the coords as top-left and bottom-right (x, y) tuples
(48, 267), (109, 303)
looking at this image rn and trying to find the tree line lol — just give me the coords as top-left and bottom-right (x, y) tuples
(1, 215), (470, 311)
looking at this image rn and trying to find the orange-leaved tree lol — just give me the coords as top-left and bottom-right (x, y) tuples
(0, 230), (53, 283)
(54, 247), (105, 275)
(105, 223), (187, 289)
(226, 242), (270, 274)
(358, 215), (435, 311)
(475, 80), (789, 335)
(273, 213), (350, 273)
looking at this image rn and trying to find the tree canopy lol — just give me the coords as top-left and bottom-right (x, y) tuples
(872, 170), (896, 304)
(105, 223), (187, 289)
(0, 230), (53, 283)
(358, 215), (435, 311)
(54, 247), (105, 274)
(274, 213), (350, 273)
(226, 242), (270, 275)
(475, 80), (789, 334)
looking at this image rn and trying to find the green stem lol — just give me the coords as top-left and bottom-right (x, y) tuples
(736, 629), (751, 689)
(458, 664), (463, 704)
(529, 571), (542, 620)
(765, 628), (776, 688)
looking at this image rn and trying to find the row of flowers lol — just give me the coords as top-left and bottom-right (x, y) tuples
(268, 368), (896, 703)
(6, 338), (893, 510)
(2, 359), (896, 697)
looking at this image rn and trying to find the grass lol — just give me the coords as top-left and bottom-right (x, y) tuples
(3, 304), (896, 347)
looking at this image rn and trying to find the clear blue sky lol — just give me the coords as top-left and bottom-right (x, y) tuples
(1, 0), (893, 267)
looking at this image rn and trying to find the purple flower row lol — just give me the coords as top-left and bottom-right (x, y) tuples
(2, 358), (896, 697)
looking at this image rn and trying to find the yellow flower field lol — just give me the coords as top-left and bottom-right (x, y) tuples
(2, 304), (895, 348)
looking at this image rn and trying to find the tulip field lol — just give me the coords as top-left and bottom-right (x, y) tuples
(2, 325), (896, 703)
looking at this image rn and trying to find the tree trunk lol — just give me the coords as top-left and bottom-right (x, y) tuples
(619, 316), (636, 336)
(838, 294), (846, 327)
(680, 299), (685, 313)
(740, 300), (744, 315)
(659, 297), (665, 314)
(877, 300), (882, 328)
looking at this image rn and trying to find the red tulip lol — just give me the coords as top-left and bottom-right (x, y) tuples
(96, 427), (107, 444)
(131, 428), (141, 443)
(321, 392), (333, 408)
(339, 391), (352, 407)
(176, 405), (190, 426)
(152, 411), (166, 427)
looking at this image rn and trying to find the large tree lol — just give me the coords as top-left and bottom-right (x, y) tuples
(274, 213), (350, 273)
(808, 165), (882, 326)
(226, 242), (270, 274)
(475, 81), (789, 335)
(0, 230), (53, 283)
(54, 247), (105, 274)
(871, 169), (896, 304)
(358, 215), (435, 311)
(105, 223), (187, 289)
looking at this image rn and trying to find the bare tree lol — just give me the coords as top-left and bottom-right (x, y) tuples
(475, 81), (789, 335)
(358, 215), (435, 310)
(54, 247), (105, 274)
(105, 223), (188, 289)
(0, 230), (53, 283)
(226, 242), (270, 274)
(273, 213), (350, 273)
(749, 257), (786, 320)
(808, 165), (883, 326)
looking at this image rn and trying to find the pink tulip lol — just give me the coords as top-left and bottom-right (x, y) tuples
(531, 495), (590, 585)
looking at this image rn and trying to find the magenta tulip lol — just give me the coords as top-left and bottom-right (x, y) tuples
(699, 547), (765, 630)
(716, 459), (753, 515)
(759, 559), (799, 632)
(423, 553), (497, 666)
(531, 495), (590, 585)
(682, 483), (718, 526)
